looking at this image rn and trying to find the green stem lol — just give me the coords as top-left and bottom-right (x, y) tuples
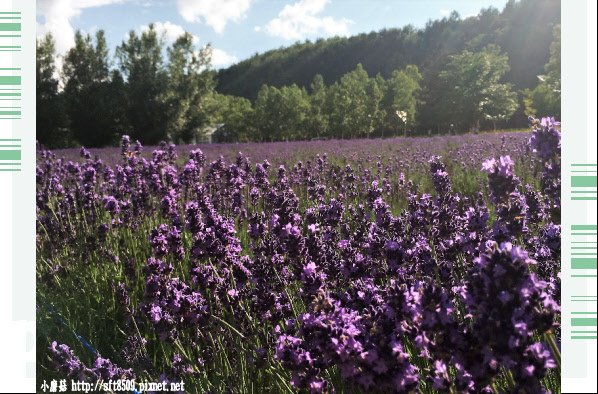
(505, 369), (516, 389)
(545, 331), (561, 372)
(212, 315), (246, 339)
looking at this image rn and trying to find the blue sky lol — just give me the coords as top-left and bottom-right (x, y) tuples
(37, 0), (510, 68)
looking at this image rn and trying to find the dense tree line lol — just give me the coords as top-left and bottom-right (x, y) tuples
(209, 42), (556, 143)
(217, 0), (559, 128)
(37, 25), (216, 148)
(208, 63), (422, 143)
(37, 0), (560, 148)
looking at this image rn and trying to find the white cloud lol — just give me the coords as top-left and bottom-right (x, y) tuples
(210, 48), (238, 68)
(439, 9), (451, 17)
(262, 0), (352, 40)
(176, 0), (253, 33)
(37, 0), (126, 55)
(139, 21), (199, 44)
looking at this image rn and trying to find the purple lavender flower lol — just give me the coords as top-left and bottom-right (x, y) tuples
(49, 342), (92, 380)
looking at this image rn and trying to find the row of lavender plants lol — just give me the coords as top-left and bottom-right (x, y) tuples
(37, 120), (561, 393)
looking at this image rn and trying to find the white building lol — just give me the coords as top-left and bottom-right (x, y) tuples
(195, 123), (224, 144)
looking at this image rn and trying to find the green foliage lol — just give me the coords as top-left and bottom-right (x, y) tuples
(63, 30), (128, 147)
(380, 65), (422, 134)
(36, 0), (560, 147)
(254, 84), (311, 141)
(523, 84), (560, 119)
(481, 83), (518, 130)
(437, 45), (517, 129)
(38, 27), (219, 148)
(62, 30), (109, 87)
(216, 0), (560, 104)
(116, 24), (170, 144)
(328, 64), (381, 139)
(166, 35), (215, 143)
(306, 74), (329, 139)
(280, 84), (311, 140)
(524, 24), (560, 119)
(543, 24), (560, 93)
(221, 63), (419, 142)
(36, 34), (69, 148)
(253, 85), (282, 142)
(207, 93), (254, 142)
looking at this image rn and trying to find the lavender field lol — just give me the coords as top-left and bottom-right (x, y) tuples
(37, 123), (561, 393)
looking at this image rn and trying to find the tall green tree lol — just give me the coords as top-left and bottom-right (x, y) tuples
(543, 24), (560, 93)
(278, 84), (311, 140)
(524, 24), (560, 118)
(380, 65), (422, 135)
(206, 93), (254, 142)
(253, 85), (281, 142)
(254, 84), (310, 141)
(62, 30), (127, 147)
(166, 35), (215, 143)
(116, 24), (169, 144)
(437, 45), (517, 130)
(480, 83), (518, 130)
(328, 64), (381, 139)
(307, 74), (329, 139)
(36, 33), (68, 148)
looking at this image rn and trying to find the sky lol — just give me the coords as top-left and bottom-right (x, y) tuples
(36, 0), (511, 69)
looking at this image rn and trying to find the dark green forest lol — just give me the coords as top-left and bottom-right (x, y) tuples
(37, 0), (560, 148)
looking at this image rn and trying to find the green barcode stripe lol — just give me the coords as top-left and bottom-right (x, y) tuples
(572, 225), (598, 230)
(572, 258), (597, 269)
(0, 23), (20, 32)
(0, 150), (21, 160)
(572, 176), (598, 187)
(572, 318), (598, 326)
(0, 76), (20, 85)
